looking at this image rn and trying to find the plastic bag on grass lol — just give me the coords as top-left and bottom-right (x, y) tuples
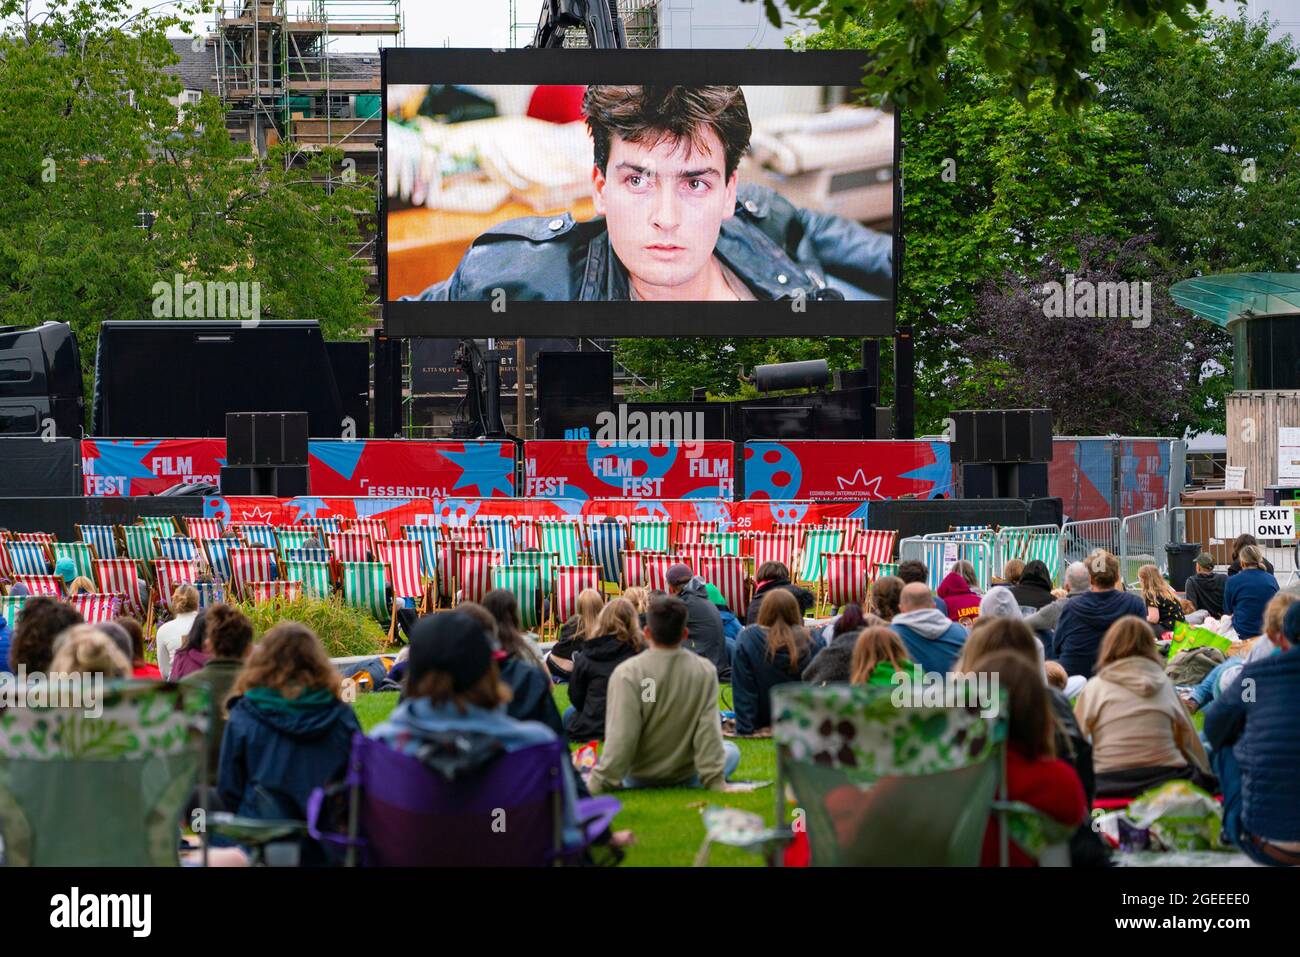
(1126, 780), (1225, 852)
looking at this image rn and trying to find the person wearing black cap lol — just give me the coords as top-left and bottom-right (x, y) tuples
(370, 610), (585, 848)
(666, 563), (731, 681)
(1184, 553), (1227, 620)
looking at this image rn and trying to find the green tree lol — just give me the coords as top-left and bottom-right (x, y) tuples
(0, 0), (372, 420)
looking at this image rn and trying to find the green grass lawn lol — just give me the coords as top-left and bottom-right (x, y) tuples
(351, 685), (780, 867)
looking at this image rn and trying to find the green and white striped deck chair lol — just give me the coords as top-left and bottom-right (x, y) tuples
(999, 528), (1062, 586)
(277, 528), (317, 556)
(51, 541), (95, 580)
(0, 595), (28, 630)
(946, 527), (996, 588)
(874, 562), (900, 579)
(630, 520), (671, 553)
(796, 528), (844, 586)
(138, 516), (178, 539)
(702, 531), (742, 557)
(537, 521), (583, 566)
(492, 565), (542, 631)
(282, 560), (335, 600)
(512, 550), (558, 595)
(341, 561), (390, 622)
(121, 525), (159, 563)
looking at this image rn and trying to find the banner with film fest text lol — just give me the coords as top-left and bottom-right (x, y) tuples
(742, 440), (955, 501)
(81, 438), (227, 496)
(522, 441), (736, 500)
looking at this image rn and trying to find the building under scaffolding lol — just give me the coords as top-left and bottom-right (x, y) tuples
(509, 0), (660, 48)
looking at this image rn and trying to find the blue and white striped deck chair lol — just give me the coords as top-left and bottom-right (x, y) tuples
(401, 525), (440, 581)
(195, 581), (225, 611)
(283, 547), (334, 566)
(202, 538), (236, 584)
(236, 524), (279, 551)
(157, 536), (198, 562)
(476, 516), (518, 562)
(630, 520), (671, 553)
(305, 516), (343, 535)
(588, 521), (627, 587)
(77, 525), (118, 560)
(5, 541), (49, 577)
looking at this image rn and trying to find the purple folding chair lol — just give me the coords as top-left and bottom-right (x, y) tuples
(306, 734), (619, 866)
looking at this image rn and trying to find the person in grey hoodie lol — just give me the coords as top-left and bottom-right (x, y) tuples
(888, 582), (968, 674)
(1025, 561), (1091, 634)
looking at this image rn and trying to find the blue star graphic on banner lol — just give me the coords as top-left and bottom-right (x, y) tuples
(899, 442), (956, 498)
(444, 444), (515, 497)
(288, 498), (329, 522)
(88, 440), (160, 481)
(310, 440), (366, 480)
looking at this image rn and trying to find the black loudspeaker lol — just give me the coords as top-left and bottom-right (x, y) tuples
(1025, 497), (1064, 528)
(536, 351), (613, 439)
(868, 498), (1032, 539)
(226, 412), (308, 466)
(951, 409), (1053, 463)
(220, 465), (309, 497)
(962, 462), (1049, 499)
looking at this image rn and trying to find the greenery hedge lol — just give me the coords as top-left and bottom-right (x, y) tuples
(236, 597), (390, 659)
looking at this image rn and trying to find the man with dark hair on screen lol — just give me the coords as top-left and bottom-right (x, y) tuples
(409, 85), (893, 302)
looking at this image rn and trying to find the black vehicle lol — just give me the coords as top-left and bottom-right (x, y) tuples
(0, 321), (84, 438)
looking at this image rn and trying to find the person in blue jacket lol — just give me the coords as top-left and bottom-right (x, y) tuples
(1203, 598), (1300, 866)
(889, 582), (968, 675)
(1222, 544), (1279, 639)
(219, 614), (360, 842)
(1052, 550), (1146, 678)
(0, 612), (11, 675)
(732, 589), (822, 735)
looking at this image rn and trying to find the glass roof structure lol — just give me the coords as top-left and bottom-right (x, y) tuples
(1171, 272), (1300, 328)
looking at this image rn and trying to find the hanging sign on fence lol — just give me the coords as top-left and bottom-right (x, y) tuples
(1253, 506), (1296, 541)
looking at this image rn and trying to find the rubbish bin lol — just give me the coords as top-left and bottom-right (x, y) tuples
(1165, 543), (1201, 590)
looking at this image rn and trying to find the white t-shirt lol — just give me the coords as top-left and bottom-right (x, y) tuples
(156, 611), (198, 680)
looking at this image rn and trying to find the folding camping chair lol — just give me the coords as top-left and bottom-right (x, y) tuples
(228, 548), (278, 602)
(822, 552), (870, 611)
(492, 565), (543, 631)
(587, 521), (627, 589)
(51, 541), (96, 580)
(0, 683), (210, 866)
(476, 516), (519, 562)
(247, 580), (304, 605)
(202, 537), (237, 584)
(282, 560), (336, 600)
(750, 531), (796, 575)
(68, 594), (124, 624)
(120, 525), (160, 563)
(379, 539), (429, 642)
(329, 532), (374, 563)
(795, 528), (844, 589)
(697, 554), (748, 619)
(857, 529), (898, 577)
(94, 558), (151, 621)
(306, 735), (620, 867)
(629, 520), (671, 553)
(154, 559), (200, 616)
(77, 524), (119, 560)
(456, 548), (504, 605)
(553, 565), (601, 630)
(14, 575), (65, 598)
(673, 521), (718, 548)
(5, 540), (51, 577)
(341, 562), (391, 622)
(184, 517), (226, 541)
(702, 531), (742, 557)
(157, 536), (199, 562)
(537, 520), (583, 566)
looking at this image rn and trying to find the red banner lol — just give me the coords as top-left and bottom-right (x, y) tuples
(522, 441), (735, 500)
(743, 440), (955, 501)
(81, 438), (226, 496)
(307, 439), (516, 498)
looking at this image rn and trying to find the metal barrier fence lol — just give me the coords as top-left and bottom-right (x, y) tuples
(1169, 506), (1300, 584)
(1060, 517), (1122, 580)
(993, 525), (1063, 586)
(898, 532), (996, 591)
(1119, 507), (1168, 586)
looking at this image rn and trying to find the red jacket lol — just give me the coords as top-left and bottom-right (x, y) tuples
(937, 571), (982, 628)
(981, 746), (1087, 866)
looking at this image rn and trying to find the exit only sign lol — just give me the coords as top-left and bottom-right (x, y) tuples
(1254, 506), (1297, 540)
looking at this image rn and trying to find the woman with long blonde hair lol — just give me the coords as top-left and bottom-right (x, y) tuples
(565, 597), (644, 740)
(546, 588), (605, 681)
(849, 626), (917, 687)
(1137, 564), (1184, 633)
(731, 589), (820, 735)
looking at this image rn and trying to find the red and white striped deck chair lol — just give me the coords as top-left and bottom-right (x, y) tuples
(154, 559), (199, 614)
(68, 594), (123, 624)
(94, 559), (149, 619)
(5, 540), (51, 577)
(823, 552), (870, 611)
(642, 553), (685, 593)
(446, 524), (489, 549)
(348, 518), (391, 546)
(228, 548), (278, 601)
(247, 580), (303, 605)
(401, 525), (440, 582)
(673, 521), (718, 548)
(857, 529), (898, 577)
(822, 518), (864, 552)
(553, 565), (601, 626)
(14, 575), (64, 598)
(677, 542), (720, 566)
(455, 547), (502, 605)
(751, 531), (796, 575)
(378, 538), (428, 641)
(184, 517), (226, 542)
(328, 531), (374, 564)
(698, 555), (748, 618)
(515, 518), (540, 551)
(12, 531), (56, 546)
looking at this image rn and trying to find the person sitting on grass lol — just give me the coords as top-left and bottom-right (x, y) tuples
(1183, 591), (1298, 714)
(1184, 553), (1227, 620)
(547, 588), (604, 682)
(1203, 601), (1300, 867)
(889, 582), (968, 675)
(732, 589), (820, 736)
(1073, 616), (1215, 799)
(1137, 564), (1185, 635)
(48, 625), (132, 680)
(587, 595), (740, 793)
(869, 576), (904, 622)
(997, 558), (1025, 587)
(566, 597), (644, 741)
(745, 561), (814, 624)
(937, 561), (982, 627)
(218, 620), (361, 848)
(1223, 544), (1279, 640)
(1052, 550), (1146, 678)
(849, 626), (920, 687)
(622, 586), (650, 627)
(1010, 560), (1057, 612)
(897, 560), (947, 615)
(169, 608), (212, 681)
(182, 604), (255, 782)
(667, 563), (731, 681)
(466, 595), (563, 735)
(802, 604), (890, 685)
(115, 616), (161, 679)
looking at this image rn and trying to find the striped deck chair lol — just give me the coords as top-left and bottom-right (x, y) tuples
(401, 526), (441, 582)
(751, 532), (797, 574)
(537, 521), (583, 566)
(554, 565), (601, 625)
(276, 527), (317, 556)
(348, 518), (391, 544)
(698, 554), (748, 618)
(247, 580), (303, 605)
(796, 528), (844, 587)
(120, 525), (159, 563)
(858, 529), (898, 576)
(183, 517), (225, 541)
(678, 542), (720, 565)
(283, 547), (334, 566)
(5, 541), (50, 577)
(69, 594), (123, 624)
(492, 565), (542, 631)
(234, 524), (279, 552)
(674, 521), (719, 548)
(702, 531), (742, 557)
(157, 536), (199, 562)
(512, 550), (558, 595)
(195, 581), (225, 610)
(0, 595), (27, 629)
(77, 524), (118, 560)
(476, 516), (519, 562)
(446, 525), (489, 549)
(999, 528), (1062, 585)
(14, 575), (64, 597)
(587, 521), (627, 587)
(11, 531), (55, 545)
(51, 541), (95, 580)
(381, 540), (428, 637)
(874, 562), (900, 579)
(138, 516), (177, 539)
(822, 517), (864, 551)
(202, 538), (237, 584)
(94, 559), (149, 619)
(515, 518), (540, 551)
(824, 552), (870, 610)
(455, 548), (503, 605)
(642, 553), (684, 592)
(282, 560), (335, 600)
(341, 562), (391, 622)
(630, 520), (671, 553)
(328, 532), (374, 563)
(228, 548), (278, 601)
(305, 516), (344, 535)
(154, 559), (199, 614)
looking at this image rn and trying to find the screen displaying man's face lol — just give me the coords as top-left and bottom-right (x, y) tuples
(591, 126), (738, 300)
